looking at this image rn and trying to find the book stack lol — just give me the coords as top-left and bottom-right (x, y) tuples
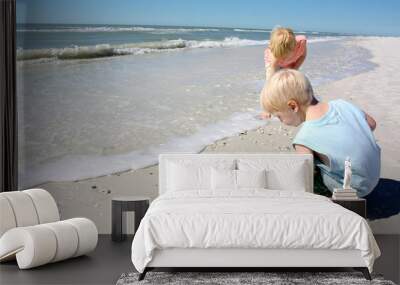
(332, 188), (359, 200)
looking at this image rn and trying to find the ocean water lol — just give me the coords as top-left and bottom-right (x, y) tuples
(16, 24), (377, 187)
(17, 24), (343, 60)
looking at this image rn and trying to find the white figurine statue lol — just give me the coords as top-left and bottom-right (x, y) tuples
(343, 157), (352, 190)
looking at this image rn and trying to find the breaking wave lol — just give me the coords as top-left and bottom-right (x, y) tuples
(17, 36), (343, 61)
(17, 37), (267, 61)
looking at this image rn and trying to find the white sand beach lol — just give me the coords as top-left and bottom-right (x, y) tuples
(38, 37), (400, 234)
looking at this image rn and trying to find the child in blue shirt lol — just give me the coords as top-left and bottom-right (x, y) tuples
(260, 69), (380, 197)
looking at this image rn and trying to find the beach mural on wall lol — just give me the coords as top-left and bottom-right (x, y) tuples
(16, 1), (399, 234)
(17, 24), (370, 186)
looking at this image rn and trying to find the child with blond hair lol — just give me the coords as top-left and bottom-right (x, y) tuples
(264, 27), (307, 82)
(261, 27), (308, 118)
(260, 69), (380, 197)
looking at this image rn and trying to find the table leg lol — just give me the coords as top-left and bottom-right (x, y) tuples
(112, 201), (124, 242)
(134, 201), (149, 234)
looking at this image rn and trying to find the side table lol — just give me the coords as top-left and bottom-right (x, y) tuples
(112, 196), (150, 242)
(331, 198), (366, 218)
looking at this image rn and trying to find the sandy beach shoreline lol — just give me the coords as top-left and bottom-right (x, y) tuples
(38, 36), (400, 234)
(19, 36), (369, 188)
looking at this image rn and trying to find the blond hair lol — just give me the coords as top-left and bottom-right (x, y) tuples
(269, 27), (296, 59)
(260, 69), (313, 113)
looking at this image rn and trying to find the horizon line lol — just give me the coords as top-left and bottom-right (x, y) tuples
(16, 22), (358, 35)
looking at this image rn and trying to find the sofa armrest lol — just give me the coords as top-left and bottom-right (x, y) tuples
(0, 225), (57, 268)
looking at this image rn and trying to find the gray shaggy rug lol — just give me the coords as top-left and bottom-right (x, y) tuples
(116, 271), (396, 285)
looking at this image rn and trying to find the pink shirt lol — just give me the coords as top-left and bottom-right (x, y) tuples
(264, 35), (307, 69)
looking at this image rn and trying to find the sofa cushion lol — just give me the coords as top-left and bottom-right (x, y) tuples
(0, 196), (17, 237)
(0, 192), (39, 227)
(24, 189), (60, 224)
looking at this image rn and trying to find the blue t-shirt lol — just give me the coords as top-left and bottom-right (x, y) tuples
(293, 99), (381, 197)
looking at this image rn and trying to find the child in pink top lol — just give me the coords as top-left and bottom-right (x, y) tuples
(264, 27), (307, 81)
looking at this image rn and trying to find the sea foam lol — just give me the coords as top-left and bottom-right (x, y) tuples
(17, 36), (342, 61)
(20, 111), (265, 188)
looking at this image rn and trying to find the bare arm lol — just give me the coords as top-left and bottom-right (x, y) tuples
(364, 112), (377, 131)
(266, 63), (279, 82)
(295, 144), (332, 168)
(294, 144), (313, 155)
(265, 48), (279, 82)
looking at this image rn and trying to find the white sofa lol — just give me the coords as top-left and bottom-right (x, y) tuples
(0, 189), (98, 269)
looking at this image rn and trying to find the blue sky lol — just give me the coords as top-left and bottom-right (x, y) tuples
(17, 0), (400, 35)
